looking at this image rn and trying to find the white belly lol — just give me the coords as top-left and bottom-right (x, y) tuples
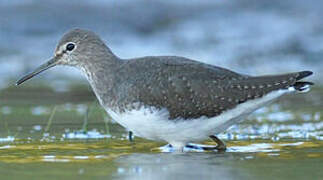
(106, 88), (294, 148)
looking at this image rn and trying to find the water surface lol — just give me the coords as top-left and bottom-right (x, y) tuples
(0, 85), (322, 179)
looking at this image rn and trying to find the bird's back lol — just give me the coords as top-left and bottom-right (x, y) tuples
(110, 56), (312, 120)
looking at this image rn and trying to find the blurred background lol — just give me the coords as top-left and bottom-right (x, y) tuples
(1, 0), (323, 86)
(0, 0), (322, 179)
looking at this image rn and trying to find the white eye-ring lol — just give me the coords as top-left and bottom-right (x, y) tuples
(66, 42), (76, 51)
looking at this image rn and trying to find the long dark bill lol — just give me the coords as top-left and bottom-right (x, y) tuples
(16, 58), (57, 85)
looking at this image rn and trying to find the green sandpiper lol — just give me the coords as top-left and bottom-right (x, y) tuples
(17, 29), (314, 151)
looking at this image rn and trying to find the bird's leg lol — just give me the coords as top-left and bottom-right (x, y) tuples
(204, 135), (226, 151)
(190, 135), (226, 151)
(128, 131), (133, 142)
(184, 136), (226, 152)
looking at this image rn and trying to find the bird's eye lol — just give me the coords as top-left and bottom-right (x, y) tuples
(66, 43), (75, 51)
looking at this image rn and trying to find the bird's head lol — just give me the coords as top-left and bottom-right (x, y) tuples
(16, 29), (112, 85)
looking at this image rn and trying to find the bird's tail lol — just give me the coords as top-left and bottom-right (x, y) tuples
(292, 71), (314, 93)
(234, 70), (314, 94)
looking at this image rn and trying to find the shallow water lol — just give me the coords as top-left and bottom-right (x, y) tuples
(1, 140), (322, 179)
(0, 85), (322, 179)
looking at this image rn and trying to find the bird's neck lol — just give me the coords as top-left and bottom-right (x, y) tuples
(79, 55), (123, 107)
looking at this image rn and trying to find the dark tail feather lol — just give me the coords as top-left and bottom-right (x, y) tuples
(293, 71), (314, 92)
(293, 81), (314, 92)
(296, 71), (313, 80)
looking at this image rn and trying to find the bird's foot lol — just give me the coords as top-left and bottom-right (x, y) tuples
(184, 135), (227, 152)
(184, 144), (225, 152)
(156, 144), (177, 152)
(209, 135), (227, 151)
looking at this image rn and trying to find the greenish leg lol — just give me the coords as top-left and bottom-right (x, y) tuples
(128, 131), (133, 142)
(208, 135), (227, 151)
